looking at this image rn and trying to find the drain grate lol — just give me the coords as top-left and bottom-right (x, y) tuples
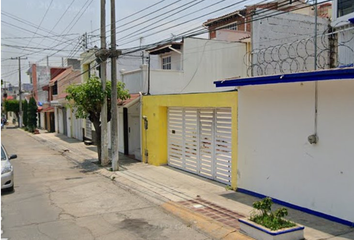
(177, 198), (245, 229)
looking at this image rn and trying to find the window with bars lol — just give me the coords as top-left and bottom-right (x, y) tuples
(227, 23), (238, 31)
(162, 56), (171, 70)
(337, 0), (354, 17)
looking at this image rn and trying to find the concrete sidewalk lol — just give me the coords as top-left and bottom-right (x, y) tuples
(26, 127), (354, 240)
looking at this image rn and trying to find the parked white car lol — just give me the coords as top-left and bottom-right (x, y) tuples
(1, 144), (17, 191)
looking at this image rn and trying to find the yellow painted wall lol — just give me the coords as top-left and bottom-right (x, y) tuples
(141, 91), (238, 188)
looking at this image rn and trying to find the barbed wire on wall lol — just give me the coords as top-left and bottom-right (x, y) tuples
(244, 26), (354, 77)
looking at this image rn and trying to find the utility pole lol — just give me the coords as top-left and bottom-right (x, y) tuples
(10, 57), (27, 128)
(97, 0), (109, 166)
(111, 0), (120, 171)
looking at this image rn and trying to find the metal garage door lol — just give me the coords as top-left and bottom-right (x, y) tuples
(168, 107), (232, 185)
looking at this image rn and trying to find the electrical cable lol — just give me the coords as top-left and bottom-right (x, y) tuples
(22, 0), (54, 52)
(116, 0), (250, 46)
(117, 0), (331, 56)
(36, 0), (78, 48)
(115, 0), (205, 36)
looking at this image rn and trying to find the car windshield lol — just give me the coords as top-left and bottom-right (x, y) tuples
(1, 147), (7, 161)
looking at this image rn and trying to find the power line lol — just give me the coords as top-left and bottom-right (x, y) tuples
(1, 20), (73, 45)
(1, 11), (63, 38)
(88, 0), (168, 35)
(35, 0), (78, 48)
(59, 0), (94, 36)
(115, 0), (208, 39)
(118, 0), (330, 56)
(2, 36), (81, 61)
(2, 44), (78, 52)
(117, 0), (249, 46)
(22, 0), (54, 53)
(1, 33), (80, 40)
(114, 0), (186, 34)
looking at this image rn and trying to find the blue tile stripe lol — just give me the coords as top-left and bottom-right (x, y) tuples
(237, 188), (354, 227)
(214, 68), (354, 87)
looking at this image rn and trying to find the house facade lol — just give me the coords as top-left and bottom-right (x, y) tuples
(212, 0), (354, 225)
(142, 92), (238, 187)
(26, 64), (67, 132)
(79, 48), (150, 159)
(215, 68), (354, 225)
(121, 37), (247, 185)
(203, 0), (316, 40)
(49, 66), (82, 140)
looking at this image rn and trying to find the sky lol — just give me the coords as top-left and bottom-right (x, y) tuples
(1, 0), (289, 85)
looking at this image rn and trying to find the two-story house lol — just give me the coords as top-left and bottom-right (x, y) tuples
(121, 37), (246, 188)
(78, 48), (152, 159)
(27, 64), (68, 131)
(49, 61), (82, 140)
(203, 0), (331, 76)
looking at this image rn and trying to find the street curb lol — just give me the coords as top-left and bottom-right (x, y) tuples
(161, 201), (254, 240)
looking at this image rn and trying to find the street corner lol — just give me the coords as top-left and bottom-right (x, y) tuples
(161, 200), (253, 240)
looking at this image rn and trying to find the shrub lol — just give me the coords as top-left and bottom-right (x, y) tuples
(250, 197), (296, 231)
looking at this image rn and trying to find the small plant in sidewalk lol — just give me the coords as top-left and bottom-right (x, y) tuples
(250, 197), (296, 231)
(225, 185), (233, 191)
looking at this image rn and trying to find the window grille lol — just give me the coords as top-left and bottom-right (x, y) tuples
(162, 56), (171, 70)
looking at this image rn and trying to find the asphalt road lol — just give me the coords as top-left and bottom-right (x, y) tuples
(1, 127), (211, 240)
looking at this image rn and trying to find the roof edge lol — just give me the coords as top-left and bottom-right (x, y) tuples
(214, 68), (354, 87)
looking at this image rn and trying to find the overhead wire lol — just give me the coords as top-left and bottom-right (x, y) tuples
(116, 0), (250, 46)
(1, 0), (335, 82)
(22, 0), (54, 52)
(1, 33), (80, 40)
(88, 0), (172, 36)
(35, 0), (78, 48)
(118, 0), (331, 56)
(115, 0), (203, 36)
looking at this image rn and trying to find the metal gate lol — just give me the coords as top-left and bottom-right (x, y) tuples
(168, 107), (232, 185)
(85, 117), (92, 140)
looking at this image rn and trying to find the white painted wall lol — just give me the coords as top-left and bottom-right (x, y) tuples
(128, 101), (140, 159)
(71, 108), (83, 141)
(57, 108), (63, 134)
(216, 30), (250, 42)
(118, 108), (124, 153)
(122, 37), (246, 95)
(157, 50), (182, 71)
(66, 107), (71, 137)
(107, 107), (124, 153)
(150, 70), (184, 94)
(238, 79), (354, 222)
(119, 37), (246, 158)
(39, 112), (45, 129)
(338, 28), (354, 67)
(180, 38), (246, 93)
(122, 66), (146, 94)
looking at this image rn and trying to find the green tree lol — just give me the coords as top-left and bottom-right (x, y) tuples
(23, 100), (28, 127)
(4, 99), (25, 127)
(66, 76), (130, 165)
(27, 97), (37, 132)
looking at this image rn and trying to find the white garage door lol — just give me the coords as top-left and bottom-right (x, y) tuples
(168, 107), (232, 185)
